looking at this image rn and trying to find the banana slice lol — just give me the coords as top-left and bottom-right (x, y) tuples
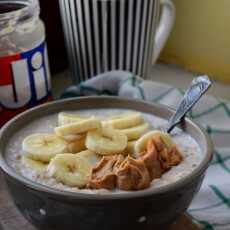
(104, 113), (142, 129)
(121, 123), (149, 141)
(22, 156), (48, 171)
(62, 134), (83, 142)
(55, 118), (101, 136)
(134, 130), (173, 153)
(86, 127), (128, 155)
(124, 141), (136, 155)
(58, 112), (95, 126)
(47, 153), (91, 187)
(58, 112), (82, 126)
(77, 150), (101, 166)
(160, 132), (174, 149)
(22, 134), (67, 163)
(67, 135), (86, 153)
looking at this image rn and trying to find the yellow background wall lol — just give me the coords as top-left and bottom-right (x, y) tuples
(159, 0), (230, 83)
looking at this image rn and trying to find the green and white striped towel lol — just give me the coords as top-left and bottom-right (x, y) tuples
(62, 71), (230, 230)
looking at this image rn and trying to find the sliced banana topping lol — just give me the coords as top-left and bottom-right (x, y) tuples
(103, 113), (149, 141)
(134, 130), (173, 153)
(62, 134), (83, 142)
(86, 127), (128, 155)
(160, 132), (174, 149)
(55, 118), (101, 136)
(124, 141), (136, 155)
(67, 135), (86, 153)
(47, 153), (91, 187)
(58, 112), (82, 126)
(58, 112), (95, 126)
(104, 113), (142, 129)
(22, 133), (67, 163)
(76, 150), (101, 166)
(121, 123), (149, 141)
(22, 156), (48, 171)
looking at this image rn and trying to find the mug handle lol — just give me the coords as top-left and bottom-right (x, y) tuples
(152, 0), (175, 63)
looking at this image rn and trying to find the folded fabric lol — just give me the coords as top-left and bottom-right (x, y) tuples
(62, 71), (230, 230)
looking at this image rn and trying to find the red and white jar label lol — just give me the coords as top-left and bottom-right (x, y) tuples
(0, 41), (51, 126)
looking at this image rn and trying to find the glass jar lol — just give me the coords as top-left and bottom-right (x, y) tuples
(0, 0), (51, 127)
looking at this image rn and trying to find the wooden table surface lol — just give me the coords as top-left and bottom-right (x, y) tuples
(0, 173), (199, 230)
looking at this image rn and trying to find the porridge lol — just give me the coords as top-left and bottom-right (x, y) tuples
(6, 109), (203, 194)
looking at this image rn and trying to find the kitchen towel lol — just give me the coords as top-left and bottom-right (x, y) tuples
(62, 71), (230, 230)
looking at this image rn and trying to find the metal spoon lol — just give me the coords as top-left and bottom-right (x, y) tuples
(167, 76), (212, 133)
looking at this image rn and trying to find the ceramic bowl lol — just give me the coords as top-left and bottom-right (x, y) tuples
(0, 97), (213, 230)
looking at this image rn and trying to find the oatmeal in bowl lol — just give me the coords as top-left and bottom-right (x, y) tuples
(7, 109), (202, 193)
(0, 97), (213, 230)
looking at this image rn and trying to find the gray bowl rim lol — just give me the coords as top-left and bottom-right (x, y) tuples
(0, 96), (213, 201)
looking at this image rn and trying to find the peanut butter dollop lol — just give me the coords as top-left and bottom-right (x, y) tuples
(87, 134), (182, 191)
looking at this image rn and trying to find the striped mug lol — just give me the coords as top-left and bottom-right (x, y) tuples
(59, 0), (175, 83)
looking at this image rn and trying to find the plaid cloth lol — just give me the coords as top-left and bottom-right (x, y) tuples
(62, 71), (230, 230)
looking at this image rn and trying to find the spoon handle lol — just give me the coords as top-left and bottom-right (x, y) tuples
(167, 76), (212, 133)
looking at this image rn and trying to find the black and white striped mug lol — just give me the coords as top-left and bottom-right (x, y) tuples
(59, 0), (175, 83)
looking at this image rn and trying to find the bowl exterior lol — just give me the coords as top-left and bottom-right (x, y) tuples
(0, 97), (213, 229)
(4, 172), (204, 230)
